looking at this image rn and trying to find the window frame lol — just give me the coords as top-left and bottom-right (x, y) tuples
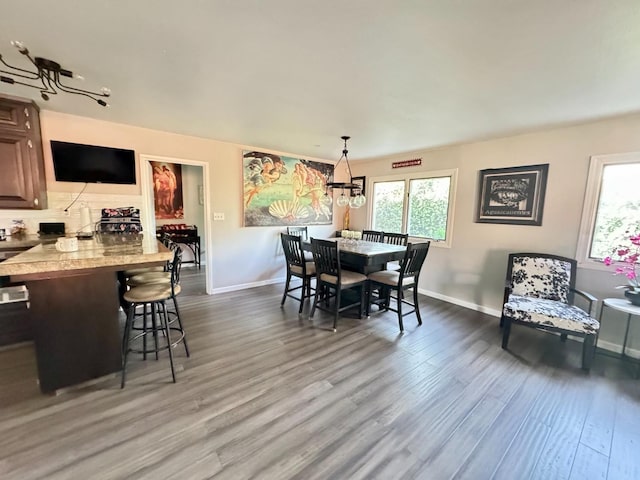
(366, 168), (458, 248)
(576, 151), (640, 270)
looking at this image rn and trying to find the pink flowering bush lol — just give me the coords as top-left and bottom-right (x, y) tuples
(604, 231), (640, 290)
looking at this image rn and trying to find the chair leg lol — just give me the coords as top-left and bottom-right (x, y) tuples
(501, 318), (512, 349)
(172, 295), (190, 357)
(333, 287), (340, 332)
(310, 282), (320, 318)
(151, 303), (160, 360)
(499, 313), (505, 328)
(161, 301), (177, 383)
(281, 272), (291, 307)
(413, 287), (422, 326)
(582, 334), (595, 371)
(298, 277), (306, 314)
(359, 283), (365, 319)
(397, 288), (404, 333)
(121, 304), (135, 389)
(142, 303), (148, 361)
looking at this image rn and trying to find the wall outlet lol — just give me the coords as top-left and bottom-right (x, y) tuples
(213, 212), (225, 221)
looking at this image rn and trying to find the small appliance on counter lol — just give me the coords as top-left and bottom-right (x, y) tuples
(38, 222), (66, 236)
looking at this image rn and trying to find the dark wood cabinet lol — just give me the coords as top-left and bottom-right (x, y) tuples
(0, 95), (47, 209)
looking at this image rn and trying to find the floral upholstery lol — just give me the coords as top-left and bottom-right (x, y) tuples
(510, 256), (572, 303)
(503, 295), (599, 334)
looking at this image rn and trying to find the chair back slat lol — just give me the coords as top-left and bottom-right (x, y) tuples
(164, 245), (183, 295)
(362, 230), (384, 242)
(507, 253), (576, 304)
(399, 242), (431, 282)
(287, 226), (308, 241)
(383, 232), (409, 246)
(311, 238), (341, 278)
(281, 233), (306, 269)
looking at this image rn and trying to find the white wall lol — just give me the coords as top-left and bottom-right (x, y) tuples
(349, 113), (640, 355)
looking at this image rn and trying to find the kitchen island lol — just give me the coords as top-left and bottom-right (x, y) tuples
(0, 234), (172, 393)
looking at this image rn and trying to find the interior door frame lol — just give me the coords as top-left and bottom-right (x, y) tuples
(139, 153), (213, 294)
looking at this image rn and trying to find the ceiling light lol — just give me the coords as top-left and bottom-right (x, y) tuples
(325, 136), (366, 209)
(0, 41), (111, 107)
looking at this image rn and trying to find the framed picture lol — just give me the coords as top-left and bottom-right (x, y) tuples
(351, 176), (365, 197)
(242, 151), (334, 226)
(476, 163), (549, 226)
(150, 161), (184, 219)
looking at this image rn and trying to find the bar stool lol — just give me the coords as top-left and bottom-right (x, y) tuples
(121, 245), (189, 387)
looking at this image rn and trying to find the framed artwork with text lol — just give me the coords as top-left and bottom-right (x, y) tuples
(476, 164), (549, 226)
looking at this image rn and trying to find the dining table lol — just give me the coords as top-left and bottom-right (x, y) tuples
(303, 238), (406, 274)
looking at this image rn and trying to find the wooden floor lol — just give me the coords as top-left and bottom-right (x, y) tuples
(0, 268), (639, 479)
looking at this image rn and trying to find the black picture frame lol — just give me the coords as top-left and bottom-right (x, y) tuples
(476, 164), (549, 226)
(351, 176), (365, 197)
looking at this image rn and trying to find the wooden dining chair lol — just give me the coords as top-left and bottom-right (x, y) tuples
(383, 232), (409, 246)
(362, 230), (384, 242)
(310, 238), (368, 332)
(287, 226), (308, 240)
(367, 241), (430, 332)
(280, 233), (316, 314)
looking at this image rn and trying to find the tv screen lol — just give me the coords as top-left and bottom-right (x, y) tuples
(51, 141), (136, 185)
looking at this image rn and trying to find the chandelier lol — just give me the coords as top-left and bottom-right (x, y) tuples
(324, 136), (366, 209)
(0, 41), (111, 107)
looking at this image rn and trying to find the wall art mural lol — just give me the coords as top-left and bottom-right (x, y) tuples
(243, 151), (334, 226)
(150, 161), (184, 219)
(476, 163), (549, 226)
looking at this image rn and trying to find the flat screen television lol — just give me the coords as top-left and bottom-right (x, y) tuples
(51, 141), (136, 184)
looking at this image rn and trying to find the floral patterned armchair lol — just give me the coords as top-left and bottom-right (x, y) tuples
(500, 253), (599, 370)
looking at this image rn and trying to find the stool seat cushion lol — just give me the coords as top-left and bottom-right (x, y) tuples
(291, 262), (316, 276)
(127, 272), (171, 287)
(124, 284), (182, 303)
(368, 270), (416, 288)
(124, 266), (165, 277)
(319, 270), (367, 286)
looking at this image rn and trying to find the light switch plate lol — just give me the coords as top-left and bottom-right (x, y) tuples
(213, 212), (225, 221)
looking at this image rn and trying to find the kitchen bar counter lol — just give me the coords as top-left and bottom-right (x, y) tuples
(2, 234), (172, 393)
(0, 234), (170, 279)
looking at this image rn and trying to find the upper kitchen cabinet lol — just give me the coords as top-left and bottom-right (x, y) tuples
(0, 95), (47, 209)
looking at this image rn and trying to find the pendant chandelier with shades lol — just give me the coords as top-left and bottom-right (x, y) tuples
(323, 135), (366, 209)
(0, 41), (111, 107)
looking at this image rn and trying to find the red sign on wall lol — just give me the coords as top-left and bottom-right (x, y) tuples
(392, 158), (422, 169)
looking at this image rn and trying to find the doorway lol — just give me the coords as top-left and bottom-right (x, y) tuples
(139, 154), (212, 295)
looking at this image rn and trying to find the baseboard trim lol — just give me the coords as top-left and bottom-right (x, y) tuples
(212, 277), (285, 294)
(418, 288), (503, 318)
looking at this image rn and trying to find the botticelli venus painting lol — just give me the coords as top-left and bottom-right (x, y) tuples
(243, 151), (334, 226)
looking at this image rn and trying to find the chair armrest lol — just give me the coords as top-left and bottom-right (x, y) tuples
(571, 288), (597, 316)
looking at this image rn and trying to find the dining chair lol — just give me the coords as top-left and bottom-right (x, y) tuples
(500, 253), (599, 370)
(287, 226), (308, 240)
(362, 230), (384, 242)
(310, 238), (368, 332)
(382, 232), (409, 270)
(367, 241), (430, 332)
(280, 233), (316, 314)
(121, 244), (190, 387)
(383, 232), (409, 246)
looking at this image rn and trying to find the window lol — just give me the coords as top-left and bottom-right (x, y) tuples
(577, 153), (640, 267)
(369, 169), (457, 247)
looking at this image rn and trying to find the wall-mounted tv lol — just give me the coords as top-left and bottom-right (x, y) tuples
(51, 141), (137, 185)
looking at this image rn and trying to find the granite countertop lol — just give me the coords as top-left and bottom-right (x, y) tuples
(0, 234), (172, 277)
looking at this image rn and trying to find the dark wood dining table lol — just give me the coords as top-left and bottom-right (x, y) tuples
(303, 238), (406, 274)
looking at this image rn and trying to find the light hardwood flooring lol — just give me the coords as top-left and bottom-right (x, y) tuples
(0, 268), (639, 479)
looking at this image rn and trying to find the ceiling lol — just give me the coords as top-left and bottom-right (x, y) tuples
(1, 0), (640, 160)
